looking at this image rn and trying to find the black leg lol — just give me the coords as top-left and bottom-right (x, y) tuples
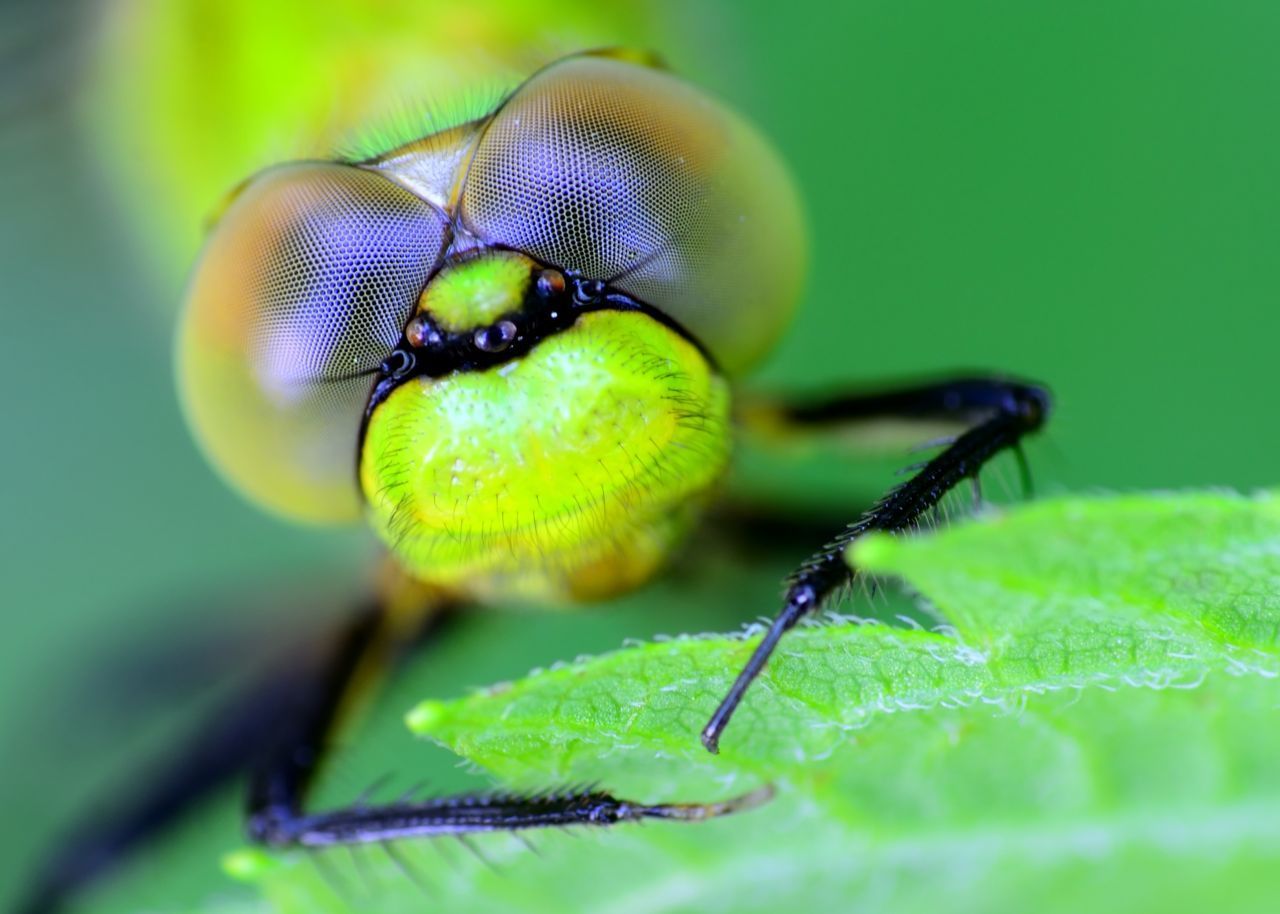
(24, 593), (768, 914)
(247, 601), (769, 849)
(702, 375), (1051, 753)
(252, 787), (772, 847)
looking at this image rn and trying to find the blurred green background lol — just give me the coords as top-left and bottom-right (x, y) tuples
(2, 0), (1278, 911)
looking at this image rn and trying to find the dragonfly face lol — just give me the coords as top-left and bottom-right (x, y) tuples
(178, 50), (806, 600)
(25, 52), (1053, 913)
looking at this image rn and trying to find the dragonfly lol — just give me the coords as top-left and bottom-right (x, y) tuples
(23, 47), (1049, 913)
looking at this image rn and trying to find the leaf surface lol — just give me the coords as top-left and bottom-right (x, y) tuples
(236, 492), (1280, 914)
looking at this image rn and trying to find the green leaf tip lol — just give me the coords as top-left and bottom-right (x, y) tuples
(405, 698), (449, 736)
(221, 847), (278, 883)
(845, 528), (895, 567)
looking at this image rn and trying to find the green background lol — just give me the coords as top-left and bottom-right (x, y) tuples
(2, 1), (1277, 910)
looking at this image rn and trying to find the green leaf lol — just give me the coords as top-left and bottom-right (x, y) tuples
(241, 491), (1280, 913)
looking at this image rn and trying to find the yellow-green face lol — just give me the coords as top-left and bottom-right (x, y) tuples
(177, 51), (805, 602)
(362, 263), (731, 600)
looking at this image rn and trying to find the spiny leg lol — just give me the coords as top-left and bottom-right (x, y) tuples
(702, 375), (1051, 753)
(249, 592), (770, 850)
(255, 788), (773, 848)
(23, 586), (767, 913)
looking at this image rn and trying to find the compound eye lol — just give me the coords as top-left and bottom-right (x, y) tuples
(459, 54), (806, 375)
(178, 162), (448, 522)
